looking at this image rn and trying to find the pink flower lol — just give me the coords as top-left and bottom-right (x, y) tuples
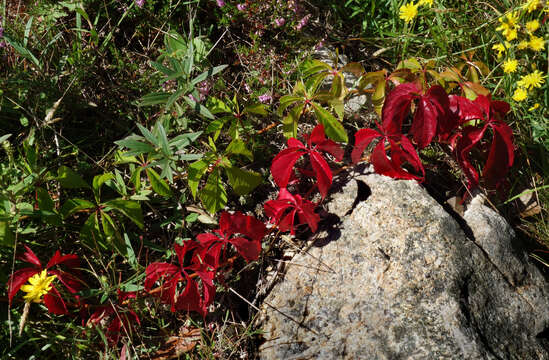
(258, 93), (272, 104)
(197, 81), (211, 101)
(274, 18), (286, 27)
(216, 0), (225, 7)
(296, 14), (311, 31)
(135, 0), (145, 8)
(236, 3), (247, 11)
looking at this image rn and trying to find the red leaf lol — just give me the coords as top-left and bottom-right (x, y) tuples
(7, 268), (40, 303)
(47, 251), (79, 269)
(144, 262), (180, 291)
(382, 82), (419, 135)
(43, 286), (68, 315)
(228, 236), (261, 262)
(482, 122), (514, 189)
(19, 245), (42, 267)
(48, 269), (82, 294)
(371, 137), (424, 181)
(174, 275), (204, 315)
(352, 128), (381, 164)
(271, 148), (305, 189)
(309, 151), (332, 198)
(455, 126), (486, 188)
(410, 85), (450, 148)
(264, 188), (319, 234)
(309, 125), (344, 161)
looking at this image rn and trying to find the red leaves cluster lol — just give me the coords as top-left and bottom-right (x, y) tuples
(7, 245), (82, 315)
(352, 83), (514, 189)
(267, 125), (343, 234)
(144, 211), (266, 316)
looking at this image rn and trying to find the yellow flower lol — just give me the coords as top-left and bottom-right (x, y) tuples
(512, 87), (528, 101)
(20, 270), (56, 303)
(524, 0), (540, 12)
(503, 59), (519, 73)
(517, 40), (530, 49)
(517, 70), (545, 90)
(528, 103), (540, 111)
(492, 42), (508, 58)
(529, 35), (545, 51)
(506, 28), (518, 41)
(399, 2), (419, 23)
(418, 0), (434, 7)
(525, 19), (540, 33)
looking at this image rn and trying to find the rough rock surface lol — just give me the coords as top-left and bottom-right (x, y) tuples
(258, 170), (549, 359)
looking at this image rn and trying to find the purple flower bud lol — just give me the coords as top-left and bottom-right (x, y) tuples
(236, 3), (247, 11)
(274, 18), (286, 27)
(0, 27), (3, 38)
(216, 0), (225, 7)
(135, 0), (145, 8)
(258, 93), (272, 104)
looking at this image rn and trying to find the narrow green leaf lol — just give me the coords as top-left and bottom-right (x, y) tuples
(101, 210), (126, 255)
(311, 102), (348, 143)
(114, 137), (154, 156)
(139, 92), (171, 107)
(155, 122), (170, 156)
(191, 65), (228, 86)
(207, 97), (232, 114)
(183, 96), (215, 120)
(136, 123), (158, 146)
(146, 168), (172, 198)
(80, 213), (107, 251)
(57, 166), (89, 189)
(200, 168), (227, 214)
(92, 173), (114, 202)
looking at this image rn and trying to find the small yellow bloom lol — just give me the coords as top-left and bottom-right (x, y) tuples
(399, 2), (419, 23)
(524, 0), (540, 12)
(505, 28), (518, 41)
(517, 40), (530, 49)
(512, 87), (528, 101)
(529, 35), (545, 51)
(498, 11), (520, 29)
(492, 43), (508, 58)
(525, 19), (540, 33)
(517, 70), (545, 90)
(528, 103), (540, 111)
(418, 0), (434, 7)
(20, 270), (56, 303)
(503, 59), (519, 73)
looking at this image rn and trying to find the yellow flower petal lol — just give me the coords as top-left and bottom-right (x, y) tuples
(525, 20), (540, 33)
(399, 2), (419, 23)
(503, 59), (518, 73)
(512, 88), (528, 101)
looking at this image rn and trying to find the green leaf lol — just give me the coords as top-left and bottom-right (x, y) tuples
(310, 102), (348, 143)
(35, 187), (54, 211)
(278, 95), (304, 116)
(150, 60), (176, 76)
(191, 64), (228, 86)
(200, 168), (227, 214)
(100, 210), (126, 255)
(282, 103), (304, 139)
(124, 233), (138, 270)
(301, 59), (332, 78)
(104, 199), (144, 229)
(0, 134), (12, 143)
(244, 103), (268, 116)
(61, 198), (96, 218)
(92, 173), (114, 202)
(136, 123), (158, 146)
(114, 137), (154, 156)
(207, 97), (232, 114)
(146, 168), (172, 198)
(57, 166), (89, 189)
(188, 158), (211, 199)
(130, 167), (143, 192)
(225, 139), (253, 161)
(224, 166), (262, 195)
(0, 220), (15, 247)
(155, 122), (170, 156)
(183, 96), (215, 120)
(139, 92), (171, 107)
(80, 213), (107, 251)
